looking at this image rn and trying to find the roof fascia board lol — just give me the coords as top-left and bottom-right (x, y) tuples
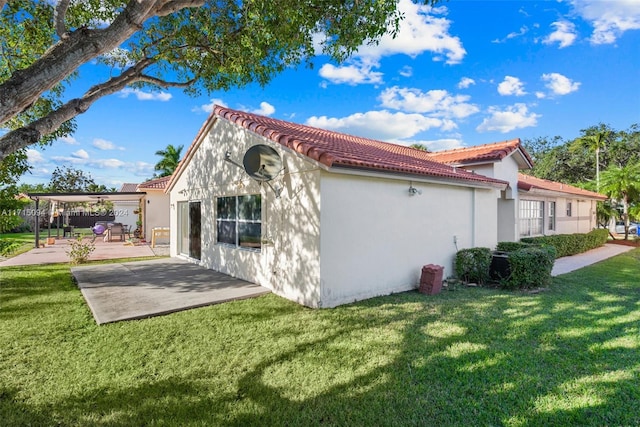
(518, 188), (605, 201)
(328, 165), (508, 191)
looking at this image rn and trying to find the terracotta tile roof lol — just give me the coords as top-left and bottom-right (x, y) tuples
(119, 183), (139, 193)
(518, 173), (607, 200)
(428, 139), (533, 168)
(212, 106), (508, 188)
(137, 175), (171, 190)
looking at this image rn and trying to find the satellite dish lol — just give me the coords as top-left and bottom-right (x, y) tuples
(243, 145), (283, 182)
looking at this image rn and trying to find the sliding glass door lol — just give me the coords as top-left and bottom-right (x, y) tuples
(177, 201), (201, 260)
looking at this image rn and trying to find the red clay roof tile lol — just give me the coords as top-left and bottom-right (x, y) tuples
(518, 173), (607, 200)
(214, 106), (508, 188)
(429, 139), (533, 167)
(137, 175), (171, 190)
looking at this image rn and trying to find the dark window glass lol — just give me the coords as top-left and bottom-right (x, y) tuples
(216, 195), (261, 249)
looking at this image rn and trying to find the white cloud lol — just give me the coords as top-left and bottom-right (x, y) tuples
(319, 62), (383, 85)
(541, 73), (581, 95)
(497, 76), (527, 96)
(390, 138), (464, 151)
(250, 102), (276, 116)
(457, 77), (476, 89)
(92, 138), (124, 151)
(26, 149), (45, 164)
(132, 161), (155, 177)
(493, 25), (529, 43)
(306, 110), (453, 141)
(317, 0), (465, 85)
(59, 136), (79, 145)
(379, 86), (479, 119)
(399, 66), (413, 77)
(570, 0), (640, 44)
(90, 158), (126, 169)
(192, 98), (227, 114)
(71, 149), (89, 159)
(535, 91), (546, 99)
(476, 103), (541, 133)
(119, 88), (172, 102)
(357, 0), (466, 65)
(543, 21), (578, 48)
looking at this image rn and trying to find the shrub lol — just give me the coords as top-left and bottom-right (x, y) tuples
(496, 241), (535, 252)
(0, 239), (21, 256)
(455, 247), (492, 285)
(521, 229), (609, 258)
(66, 236), (95, 264)
(502, 246), (556, 290)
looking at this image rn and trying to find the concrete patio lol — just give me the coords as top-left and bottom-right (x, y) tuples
(0, 236), (168, 267)
(72, 258), (270, 324)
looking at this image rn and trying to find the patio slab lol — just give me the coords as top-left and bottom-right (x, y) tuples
(71, 258), (270, 324)
(0, 237), (158, 267)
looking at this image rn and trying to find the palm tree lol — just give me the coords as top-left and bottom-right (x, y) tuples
(599, 162), (640, 240)
(154, 144), (183, 177)
(571, 128), (612, 192)
(409, 143), (430, 152)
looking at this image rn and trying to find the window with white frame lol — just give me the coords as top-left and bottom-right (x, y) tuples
(566, 201), (572, 217)
(216, 195), (261, 249)
(548, 201), (556, 231)
(520, 200), (544, 237)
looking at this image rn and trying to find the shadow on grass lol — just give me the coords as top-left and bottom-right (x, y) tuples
(1, 251), (639, 426)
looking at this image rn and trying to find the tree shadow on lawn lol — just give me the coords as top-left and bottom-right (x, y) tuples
(2, 256), (640, 426)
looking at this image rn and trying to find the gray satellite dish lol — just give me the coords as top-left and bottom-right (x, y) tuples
(243, 145), (283, 182)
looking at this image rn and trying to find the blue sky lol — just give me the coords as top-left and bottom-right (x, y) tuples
(19, 0), (640, 188)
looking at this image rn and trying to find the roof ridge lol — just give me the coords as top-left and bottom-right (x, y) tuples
(430, 138), (521, 155)
(211, 105), (509, 188)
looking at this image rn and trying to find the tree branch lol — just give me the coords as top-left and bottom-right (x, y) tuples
(54, 0), (71, 38)
(0, 0), (178, 127)
(0, 59), (197, 159)
(155, 0), (207, 16)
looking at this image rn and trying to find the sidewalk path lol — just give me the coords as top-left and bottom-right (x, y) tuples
(552, 243), (636, 276)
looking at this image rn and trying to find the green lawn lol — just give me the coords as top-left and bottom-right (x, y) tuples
(1, 251), (639, 426)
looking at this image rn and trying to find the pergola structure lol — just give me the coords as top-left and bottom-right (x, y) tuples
(27, 192), (146, 248)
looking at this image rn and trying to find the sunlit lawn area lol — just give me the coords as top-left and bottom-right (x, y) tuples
(1, 250), (639, 426)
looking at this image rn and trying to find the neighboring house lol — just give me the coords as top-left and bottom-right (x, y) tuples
(517, 173), (606, 236)
(114, 183), (139, 231)
(116, 176), (171, 241)
(137, 176), (171, 242)
(167, 106), (508, 308)
(430, 140), (606, 238)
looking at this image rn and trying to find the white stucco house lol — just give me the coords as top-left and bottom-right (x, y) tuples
(167, 106), (606, 308)
(167, 106), (510, 308)
(116, 176), (171, 242)
(429, 141), (607, 238)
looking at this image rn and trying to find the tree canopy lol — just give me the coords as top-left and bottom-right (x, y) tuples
(524, 123), (640, 234)
(0, 0), (438, 160)
(154, 144), (183, 177)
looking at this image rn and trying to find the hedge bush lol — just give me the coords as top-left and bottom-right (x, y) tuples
(495, 241), (534, 252)
(520, 229), (608, 258)
(455, 247), (492, 285)
(502, 246), (556, 290)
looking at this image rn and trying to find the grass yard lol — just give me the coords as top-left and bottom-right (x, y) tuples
(1, 250), (639, 426)
(0, 232), (36, 257)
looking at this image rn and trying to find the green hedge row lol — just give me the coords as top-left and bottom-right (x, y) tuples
(503, 246), (556, 290)
(454, 247), (492, 285)
(455, 245), (556, 290)
(519, 229), (608, 258)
